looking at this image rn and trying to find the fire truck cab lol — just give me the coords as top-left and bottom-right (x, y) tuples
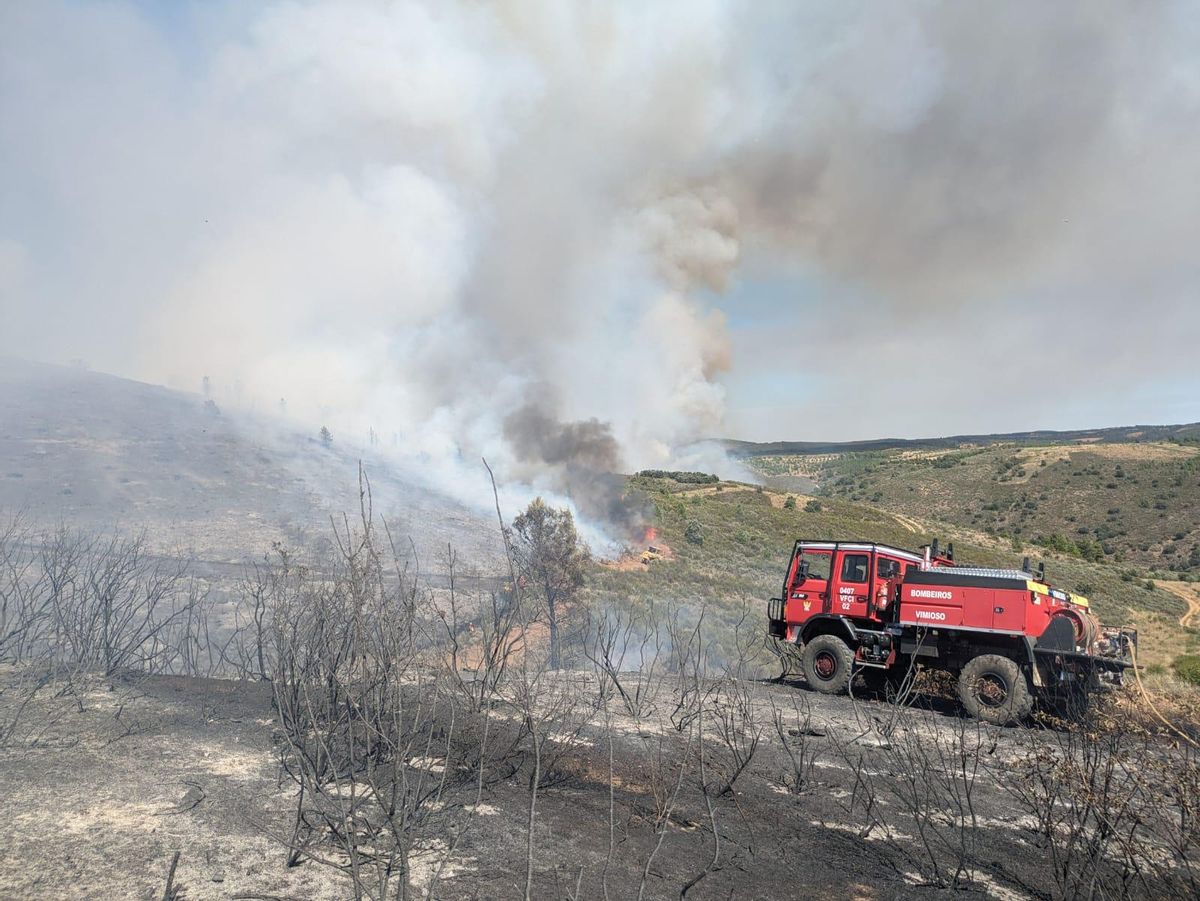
(767, 540), (949, 644)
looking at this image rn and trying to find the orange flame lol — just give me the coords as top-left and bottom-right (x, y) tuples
(644, 526), (658, 545)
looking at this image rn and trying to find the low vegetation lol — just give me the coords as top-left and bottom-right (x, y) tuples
(745, 440), (1200, 574)
(1175, 655), (1200, 686)
(634, 469), (720, 484)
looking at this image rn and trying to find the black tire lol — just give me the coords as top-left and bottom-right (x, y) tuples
(958, 654), (1033, 726)
(802, 634), (854, 695)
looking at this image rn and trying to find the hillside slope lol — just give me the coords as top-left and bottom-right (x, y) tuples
(592, 474), (1197, 668)
(746, 442), (1200, 574)
(0, 358), (500, 566)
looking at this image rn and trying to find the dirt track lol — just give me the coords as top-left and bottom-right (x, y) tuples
(1156, 580), (1200, 628)
(889, 512), (923, 534)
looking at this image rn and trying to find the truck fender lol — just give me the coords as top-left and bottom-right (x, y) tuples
(799, 615), (857, 647)
(1019, 636), (1044, 687)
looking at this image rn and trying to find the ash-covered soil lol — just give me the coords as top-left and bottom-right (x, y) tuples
(2, 666), (1186, 900)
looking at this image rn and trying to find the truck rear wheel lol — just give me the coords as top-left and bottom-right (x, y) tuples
(958, 654), (1032, 725)
(802, 634), (854, 695)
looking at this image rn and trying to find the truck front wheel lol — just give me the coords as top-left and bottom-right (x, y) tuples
(958, 654), (1033, 725)
(802, 634), (854, 695)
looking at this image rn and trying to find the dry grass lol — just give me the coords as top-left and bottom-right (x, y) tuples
(1005, 442), (1195, 482)
(764, 489), (817, 510)
(1060, 441), (1197, 461)
(1125, 611), (1192, 668)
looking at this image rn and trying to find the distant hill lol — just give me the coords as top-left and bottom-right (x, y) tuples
(738, 434), (1200, 576)
(0, 357), (500, 567)
(726, 422), (1200, 458)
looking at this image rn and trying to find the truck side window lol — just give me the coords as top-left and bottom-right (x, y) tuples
(798, 551), (831, 582)
(841, 553), (869, 583)
(877, 558), (899, 580)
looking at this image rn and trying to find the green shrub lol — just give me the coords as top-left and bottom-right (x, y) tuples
(684, 521), (703, 546)
(636, 470), (719, 485)
(783, 495), (796, 510)
(1172, 655), (1200, 685)
(804, 500), (823, 513)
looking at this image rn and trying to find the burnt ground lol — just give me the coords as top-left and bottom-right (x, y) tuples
(0, 667), (1188, 900)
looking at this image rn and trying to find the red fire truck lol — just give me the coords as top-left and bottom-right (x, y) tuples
(766, 539), (1135, 724)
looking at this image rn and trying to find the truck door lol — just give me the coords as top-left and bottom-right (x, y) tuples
(873, 556), (902, 620)
(832, 550), (871, 618)
(788, 548), (832, 618)
(991, 589), (1026, 634)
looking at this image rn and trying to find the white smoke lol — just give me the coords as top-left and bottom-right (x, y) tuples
(0, 0), (753, 543)
(3, 1), (1199, 537)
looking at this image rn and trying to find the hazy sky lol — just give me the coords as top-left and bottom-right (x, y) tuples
(2, 0), (1199, 456)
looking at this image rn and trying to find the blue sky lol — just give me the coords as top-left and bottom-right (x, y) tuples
(719, 260), (1200, 442)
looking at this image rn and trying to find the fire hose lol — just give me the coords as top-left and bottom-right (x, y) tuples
(1128, 640), (1199, 750)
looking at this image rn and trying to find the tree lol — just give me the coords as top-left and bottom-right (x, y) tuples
(319, 426), (332, 446)
(510, 498), (589, 670)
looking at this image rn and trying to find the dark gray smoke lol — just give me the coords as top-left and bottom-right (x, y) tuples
(503, 401), (652, 540)
(503, 402), (622, 473)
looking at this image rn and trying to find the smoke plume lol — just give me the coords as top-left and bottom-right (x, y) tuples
(503, 400), (653, 538)
(2, 1), (1198, 537)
